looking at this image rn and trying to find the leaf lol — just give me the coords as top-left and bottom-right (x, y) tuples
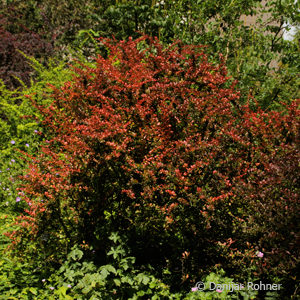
(105, 265), (117, 274)
(142, 276), (150, 285)
(109, 232), (120, 244)
(29, 287), (37, 295)
(149, 282), (157, 289)
(100, 268), (109, 279)
(114, 278), (121, 287)
(69, 248), (83, 261)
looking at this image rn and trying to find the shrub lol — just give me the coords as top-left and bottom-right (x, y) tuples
(0, 24), (53, 89)
(7, 36), (299, 296)
(0, 56), (73, 214)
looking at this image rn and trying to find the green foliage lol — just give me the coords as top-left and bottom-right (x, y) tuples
(0, 56), (73, 213)
(44, 232), (181, 299)
(0, 232), (182, 299)
(186, 270), (260, 299)
(73, 0), (299, 108)
(0, 229), (284, 299)
(2, 0), (299, 106)
(0, 211), (49, 299)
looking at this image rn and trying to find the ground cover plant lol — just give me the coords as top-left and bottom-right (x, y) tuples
(1, 36), (298, 299)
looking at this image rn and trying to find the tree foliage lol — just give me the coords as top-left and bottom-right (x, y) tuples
(1, 0), (299, 105)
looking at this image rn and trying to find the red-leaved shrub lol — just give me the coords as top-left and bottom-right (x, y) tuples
(8, 36), (299, 291)
(0, 22), (52, 89)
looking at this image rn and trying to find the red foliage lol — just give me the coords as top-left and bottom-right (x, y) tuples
(9, 36), (299, 285)
(0, 21), (52, 89)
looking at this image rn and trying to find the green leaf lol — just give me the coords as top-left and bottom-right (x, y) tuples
(114, 278), (121, 287)
(105, 265), (117, 274)
(142, 276), (150, 285)
(109, 232), (120, 244)
(69, 248), (83, 261)
(100, 268), (109, 279)
(29, 287), (37, 295)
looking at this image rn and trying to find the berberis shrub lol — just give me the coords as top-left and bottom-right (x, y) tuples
(0, 25), (53, 90)
(7, 36), (299, 295)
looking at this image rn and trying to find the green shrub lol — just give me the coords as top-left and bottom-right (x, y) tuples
(0, 56), (72, 213)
